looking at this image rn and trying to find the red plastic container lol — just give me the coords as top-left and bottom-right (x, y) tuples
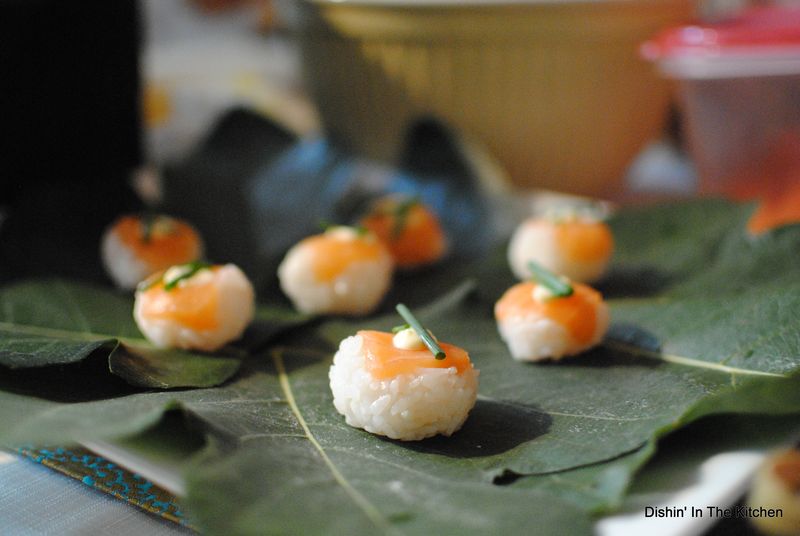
(643, 6), (800, 207)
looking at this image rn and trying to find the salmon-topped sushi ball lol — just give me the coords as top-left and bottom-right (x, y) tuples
(495, 262), (609, 361)
(360, 195), (448, 269)
(508, 212), (613, 284)
(278, 226), (393, 315)
(134, 262), (254, 351)
(329, 305), (478, 441)
(101, 214), (204, 290)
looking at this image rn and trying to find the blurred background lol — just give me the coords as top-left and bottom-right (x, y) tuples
(1, 0), (799, 284)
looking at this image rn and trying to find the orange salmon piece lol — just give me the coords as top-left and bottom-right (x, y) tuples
(361, 201), (446, 267)
(358, 330), (472, 380)
(115, 216), (202, 269)
(555, 220), (614, 264)
(495, 281), (600, 345)
(304, 234), (385, 282)
(140, 278), (219, 331)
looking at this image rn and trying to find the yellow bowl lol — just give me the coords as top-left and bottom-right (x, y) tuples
(292, 0), (693, 198)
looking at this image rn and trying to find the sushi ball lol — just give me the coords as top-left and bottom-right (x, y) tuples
(748, 447), (800, 535)
(507, 213), (613, 283)
(102, 214), (204, 290)
(134, 262), (254, 351)
(329, 327), (479, 441)
(278, 226), (393, 315)
(495, 280), (609, 361)
(359, 195), (448, 269)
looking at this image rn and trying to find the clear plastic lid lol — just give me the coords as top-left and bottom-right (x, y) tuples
(641, 6), (800, 79)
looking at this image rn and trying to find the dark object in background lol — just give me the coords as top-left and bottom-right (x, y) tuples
(0, 0), (142, 282)
(162, 109), (493, 299)
(162, 109), (297, 294)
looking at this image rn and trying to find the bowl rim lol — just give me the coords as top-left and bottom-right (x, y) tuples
(307, 0), (671, 7)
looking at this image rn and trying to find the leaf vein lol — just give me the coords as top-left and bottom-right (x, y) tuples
(239, 433), (309, 442)
(0, 321), (136, 346)
(271, 349), (402, 535)
(604, 340), (786, 378)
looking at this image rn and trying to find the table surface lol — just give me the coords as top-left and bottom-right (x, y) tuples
(0, 451), (190, 536)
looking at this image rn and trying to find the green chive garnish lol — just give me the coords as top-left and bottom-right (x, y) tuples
(391, 323), (410, 334)
(141, 214), (176, 243)
(141, 212), (156, 243)
(163, 261), (212, 291)
(391, 196), (420, 240)
(321, 222), (369, 237)
(395, 303), (445, 359)
(528, 261), (573, 298)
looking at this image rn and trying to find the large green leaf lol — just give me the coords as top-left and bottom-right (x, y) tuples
(0, 279), (305, 389)
(318, 282), (800, 480)
(2, 199), (800, 535)
(511, 411), (800, 515)
(0, 346), (581, 533)
(181, 350), (594, 535)
(606, 199), (751, 284)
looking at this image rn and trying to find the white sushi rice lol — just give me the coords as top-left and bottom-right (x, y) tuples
(507, 220), (609, 283)
(497, 301), (610, 361)
(278, 242), (393, 315)
(329, 334), (479, 441)
(101, 229), (153, 290)
(134, 264), (255, 351)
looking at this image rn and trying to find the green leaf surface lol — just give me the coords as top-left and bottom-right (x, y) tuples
(109, 343), (241, 389)
(510, 411), (800, 515)
(2, 199), (800, 535)
(0, 279), (305, 389)
(319, 282), (800, 479)
(182, 349), (593, 535)
(619, 412), (800, 511)
(607, 200), (751, 283)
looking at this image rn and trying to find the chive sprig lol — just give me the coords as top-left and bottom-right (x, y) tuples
(163, 261), (212, 291)
(528, 261), (573, 298)
(390, 196), (420, 240)
(395, 303), (445, 360)
(141, 212), (156, 243)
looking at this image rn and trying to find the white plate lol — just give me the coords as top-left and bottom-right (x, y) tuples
(597, 450), (764, 536)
